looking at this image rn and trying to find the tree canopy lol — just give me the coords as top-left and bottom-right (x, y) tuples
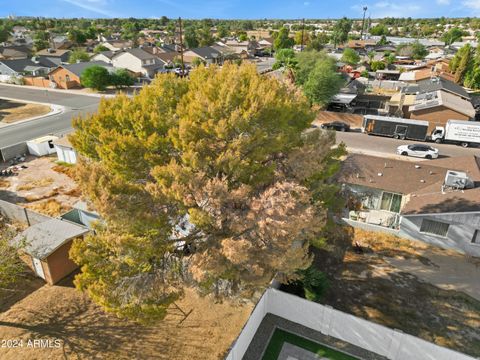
(80, 65), (111, 91)
(331, 17), (352, 47)
(70, 63), (345, 322)
(68, 49), (90, 64)
(341, 48), (360, 65)
(295, 51), (345, 106)
(273, 28), (294, 50)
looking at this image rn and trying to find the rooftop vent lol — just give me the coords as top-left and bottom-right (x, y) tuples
(444, 170), (474, 190)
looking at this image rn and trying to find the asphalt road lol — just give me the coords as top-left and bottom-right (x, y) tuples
(0, 85), (100, 148)
(336, 131), (480, 159)
(1, 84), (479, 160)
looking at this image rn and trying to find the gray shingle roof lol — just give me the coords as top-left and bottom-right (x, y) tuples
(60, 60), (114, 77)
(0, 59), (48, 73)
(124, 48), (155, 60)
(14, 219), (88, 259)
(417, 78), (470, 100)
(188, 46), (222, 59)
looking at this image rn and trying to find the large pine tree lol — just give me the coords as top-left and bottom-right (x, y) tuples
(70, 63), (345, 322)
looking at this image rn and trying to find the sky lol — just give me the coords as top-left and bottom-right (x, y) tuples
(2, 0), (480, 19)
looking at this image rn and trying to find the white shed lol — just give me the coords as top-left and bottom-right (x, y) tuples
(53, 136), (77, 164)
(27, 135), (59, 157)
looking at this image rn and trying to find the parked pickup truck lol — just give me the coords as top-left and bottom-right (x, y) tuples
(431, 119), (480, 148)
(362, 115), (429, 141)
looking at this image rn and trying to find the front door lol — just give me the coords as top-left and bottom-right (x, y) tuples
(32, 257), (45, 280)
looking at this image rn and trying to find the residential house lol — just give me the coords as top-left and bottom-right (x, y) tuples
(48, 60), (114, 89)
(344, 39), (377, 54)
(223, 40), (259, 57)
(183, 46), (223, 65)
(338, 154), (480, 257)
(100, 39), (133, 52)
(51, 35), (73, 50)
(112, 48), (165, 77)
(36, 48), (72, 66)
(13, 217), (89, 285)
(406, 90), (475, 131)
(0, 45), (30, 60)
(90, 50), (116, 64)
(0, 58), (50, 78)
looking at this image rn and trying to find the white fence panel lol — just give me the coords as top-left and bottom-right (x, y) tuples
(227, 292), (267, 360)
(226, 289), (475, 360)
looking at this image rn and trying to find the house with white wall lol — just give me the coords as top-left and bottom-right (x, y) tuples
(112, 48), (165, 77)
(338, 154), (480, 257)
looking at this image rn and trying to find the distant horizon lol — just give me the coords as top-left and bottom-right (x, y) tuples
(2, 0), (480, 20)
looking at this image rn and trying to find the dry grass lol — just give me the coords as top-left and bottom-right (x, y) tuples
(25, 199), (69, 217)
(313, 226), (480, 357)
(52, 164), (76, 179)
(0, 102), (51, 123)
(0, 179), (10, 188)
(0, 276), (252, 360)
(17, 177), (54, 191)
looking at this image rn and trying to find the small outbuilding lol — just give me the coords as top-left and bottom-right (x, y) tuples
(14, 218), (89, 284)
(27, 135), (59, 157)
(54, 136), (77, 164)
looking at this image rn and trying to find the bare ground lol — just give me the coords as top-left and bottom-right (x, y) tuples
(0, 156), (80, 216)
(0, 100), (51, 124)
(0, 273), (252, 360)
(313, 227), (480, 357)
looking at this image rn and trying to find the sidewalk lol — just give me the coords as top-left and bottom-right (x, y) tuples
(0, 82), (126, 98)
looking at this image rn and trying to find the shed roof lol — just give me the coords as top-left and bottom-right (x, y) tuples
(14, 219), (88, 259)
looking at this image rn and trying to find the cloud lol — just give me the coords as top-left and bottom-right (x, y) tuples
(463, 0), (480, 9)
(61, 0), (117, 17)
(436, 0), (450, 4)
(304, 1), (310, 6)
(365, 1), (422, 17)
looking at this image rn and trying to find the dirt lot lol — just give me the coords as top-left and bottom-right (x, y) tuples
(313, 227), (480, 357)
(0, 99), (51, 124)
(0, 156), (80, 216)
(0, 274), (252, 360)
(313, 111), (363, 129)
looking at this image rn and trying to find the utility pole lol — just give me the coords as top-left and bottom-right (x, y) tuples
(360, 6), (368, 40)
(301, 18), (305, 51)
(178, 17), (185, 76)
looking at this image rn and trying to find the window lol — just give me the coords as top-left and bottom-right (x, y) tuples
(420, 219), (450, 237)
(472, 230), (480, 245)
(379, 192), (403, 213)
(65, 74), (70, 82)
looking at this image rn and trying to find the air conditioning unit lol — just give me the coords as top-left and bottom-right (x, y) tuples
(444, 170), (474, 189)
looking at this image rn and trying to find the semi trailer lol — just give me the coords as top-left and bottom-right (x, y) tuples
(362, 115), (429, 141)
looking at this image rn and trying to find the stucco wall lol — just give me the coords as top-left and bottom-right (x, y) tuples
(409, 106), (470, 132)
(400, 213), (480, 257)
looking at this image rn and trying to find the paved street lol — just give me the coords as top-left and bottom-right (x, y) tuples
(336, 131), (480, 159)
(0, 85), (100, 148)
(1, 84), (480, 160)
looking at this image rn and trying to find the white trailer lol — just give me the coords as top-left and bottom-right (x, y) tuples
(431, 120), (480, 148)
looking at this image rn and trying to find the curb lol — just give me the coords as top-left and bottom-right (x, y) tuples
(0, 82), (129, 99)
(0, 96), (66, 129)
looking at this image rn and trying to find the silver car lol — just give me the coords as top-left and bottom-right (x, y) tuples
(396, 144), (439, 159)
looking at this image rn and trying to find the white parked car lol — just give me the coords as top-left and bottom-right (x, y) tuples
(396, 144), (439, 159)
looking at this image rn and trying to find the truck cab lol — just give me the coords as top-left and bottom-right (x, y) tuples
(431, 126), (445, 143)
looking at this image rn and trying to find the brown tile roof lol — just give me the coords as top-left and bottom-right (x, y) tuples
(338, 154), (480, 215)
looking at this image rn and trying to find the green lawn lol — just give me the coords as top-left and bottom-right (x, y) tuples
(262, 329), (359, 360)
